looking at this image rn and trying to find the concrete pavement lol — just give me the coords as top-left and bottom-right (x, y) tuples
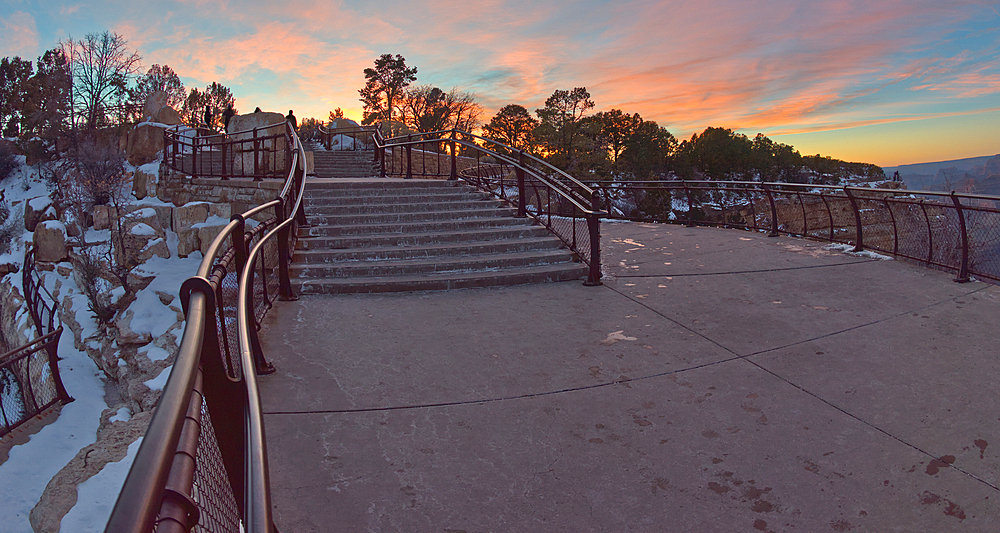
(258, 221), (1000, 532)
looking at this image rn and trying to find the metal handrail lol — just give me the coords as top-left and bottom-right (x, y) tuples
(163, 121), (292, 181)
(372, 126), (604, 284)
(1, 246), (73, 438)
(107, 121), (304, 533)
(590, 179), (1000, 283)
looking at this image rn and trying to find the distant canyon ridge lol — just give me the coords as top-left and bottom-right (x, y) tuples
(884, 154), (1000, 195)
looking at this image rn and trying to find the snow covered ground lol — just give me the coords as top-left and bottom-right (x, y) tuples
(0, 157), (199, 531)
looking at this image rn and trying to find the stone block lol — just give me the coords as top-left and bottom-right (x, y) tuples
(156, 106), (183, 126)
(176, 227), (201, 258)
(197, 223), (230, 256)
(93, 205), (111, 231)
(24, 196), (56, 232)
(137, 237), (170, 262)
(33, 220), (68, 262)
(171, 202), (210, 232)
(143, 91), (169, 122)
(126, 123), (167, 166)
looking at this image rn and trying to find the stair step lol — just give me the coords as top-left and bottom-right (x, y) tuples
(304, 207), (518, 227)
(291, 237), (565, 263)
(290, 249), (575, 278)
(293, 263), (589, 294)
(296, 225), (553, 250)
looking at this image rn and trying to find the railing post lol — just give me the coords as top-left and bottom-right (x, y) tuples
(275, 202), (298, 301)
(405, 135), (413, 179)
(584, 191), (603, 286)
(683, 182), (695, 227)
(449, 136), (458, 181)
(844, 187), (864, 251)
(762, 184), (779, 237)
(253, 127), (260, 180)
(950, 192), (971, 283)
(379, 143), (386, 177)
(191, 136), (199, 179)
(517, 151), (526, 217)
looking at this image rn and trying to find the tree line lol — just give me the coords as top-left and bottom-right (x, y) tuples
(0, 31), (240, 162)
(359, 54), (884, 185)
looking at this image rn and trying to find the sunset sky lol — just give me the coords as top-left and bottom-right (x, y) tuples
(2, 0), (998, 167)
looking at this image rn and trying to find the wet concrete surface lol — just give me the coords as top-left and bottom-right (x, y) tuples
(258, 222), (1000, 532)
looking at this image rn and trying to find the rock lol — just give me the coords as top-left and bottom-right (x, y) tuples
(143, 91), (169, 121)
(93, 205), (111, 231)
(228, 112), (289, 177)
(33, 220), (68, 262)
(155, 106), (183, 126)
(125, 122), (167, 166)
(0, 262), (18, 279)
(24, 195), (56, 232)
(128, 207), (164, 235)
(176, 227), (201, 258)
(171, 202), (209, 232)
(209, 203), (232, 220)
(137, 237), (170, 262)
(197, 223), (230, 256)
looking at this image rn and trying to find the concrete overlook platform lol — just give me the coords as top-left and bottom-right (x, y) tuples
(258, 220), (1000, 532)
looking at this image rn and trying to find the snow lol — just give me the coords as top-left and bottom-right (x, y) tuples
(27, 196), (51, 211)
(130, 223), (155, 236)
(139, 344), (171, 362)
(824, 243), (894, 260)
(0, 159), (201, 531)
(144, 368), (170, 391)
(109, 407), (131, 423)
(59, 438), (142, 531)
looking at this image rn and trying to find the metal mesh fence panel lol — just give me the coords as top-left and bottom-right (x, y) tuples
(192, 401), (242, 533)
(963, 204), (1000, 281)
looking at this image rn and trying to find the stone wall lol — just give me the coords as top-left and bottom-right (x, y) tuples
(157, 169), (285, 214)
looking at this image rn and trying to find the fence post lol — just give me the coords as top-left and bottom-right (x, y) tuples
(253, 127), (260, 180)
(449, 136), (458, 181)
(517, 151), (526, 217)
(683, 182), (696, 227)
(844, 187), (864, 251)
(191, 136), (199, 179)
(584, 191), (603, 286)
(405, 135), (413, 179)
(950, 192), (971, 283)
(275, 202), (298, 301)
(762, 184), (779, 236)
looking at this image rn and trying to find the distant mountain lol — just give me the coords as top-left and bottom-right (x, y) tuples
(884, 154), (1000, 193)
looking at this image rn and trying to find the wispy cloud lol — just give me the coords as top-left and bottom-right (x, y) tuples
(0, 12), (39, 58)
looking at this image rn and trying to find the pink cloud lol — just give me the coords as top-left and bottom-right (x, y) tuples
(0, 12), (39, 58)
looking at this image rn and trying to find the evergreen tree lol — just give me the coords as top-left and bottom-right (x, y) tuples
(181, 82), (236, 130)
(358, 54), (417, 130)
(483, 104), (539, 152)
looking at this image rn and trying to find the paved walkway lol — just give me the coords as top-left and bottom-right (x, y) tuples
(258, 221), (1000, 532)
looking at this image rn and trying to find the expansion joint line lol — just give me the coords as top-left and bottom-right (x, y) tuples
(607, 282), (1000, 493)
(610, 258), (876, 278)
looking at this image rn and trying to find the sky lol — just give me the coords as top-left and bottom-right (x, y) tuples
(1, 0), (998, 167)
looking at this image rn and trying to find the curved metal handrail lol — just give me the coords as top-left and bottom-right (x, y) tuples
(107, 121), (305, 533)
(589, 179), (1000, 283)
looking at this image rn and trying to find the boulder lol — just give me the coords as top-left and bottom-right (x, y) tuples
(0, 262), (18, 279)
(126, 123), (167, 166)
(127, 208), (165, 236)
(171, 202), (210, 232)
(33, 220), (68, 262)
(93, 205), (112, 231)
(228, 112), (289, 176)
(24, 196), (56, 232)
(176, 227), (201, 258)
(143, 91), (169, 122)
(155, 106), (183, 126)
(137, 237), (170, 263)
(196, 222), (230, 256)
(131, 169), (156, 200)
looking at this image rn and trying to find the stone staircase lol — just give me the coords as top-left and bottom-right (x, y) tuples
(292, 179), (588, 293)
(308, 145), (377, 178)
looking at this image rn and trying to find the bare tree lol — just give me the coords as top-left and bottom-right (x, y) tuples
(68, 31), (142, 129)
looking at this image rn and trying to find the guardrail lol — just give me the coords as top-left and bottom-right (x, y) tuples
(373, 128), (604, 285)
(0, 246), (73, 437)
(106, 120), (306, 533)
(317, 124), (376, 151)
(590, 180), (1000, 283)
(163, 122), (293, 180)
